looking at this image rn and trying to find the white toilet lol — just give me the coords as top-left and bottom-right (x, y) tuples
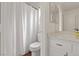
(30, 33), (41, 56)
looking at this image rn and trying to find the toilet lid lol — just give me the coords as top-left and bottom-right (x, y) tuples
(30, 42), (40, 48)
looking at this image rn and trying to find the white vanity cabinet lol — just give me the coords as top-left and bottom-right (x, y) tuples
(49, 38), (72, 56)
(49, 37), (79, 56)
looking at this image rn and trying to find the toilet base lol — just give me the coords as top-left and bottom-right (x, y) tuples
(32, 50), (40, 56)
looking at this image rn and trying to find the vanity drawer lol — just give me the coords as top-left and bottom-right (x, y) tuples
(49, 37), (72, 56)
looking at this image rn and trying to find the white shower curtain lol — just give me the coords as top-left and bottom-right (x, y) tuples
(1, 2), (38, 56)
(1, 2), (17, 56)
(15, 3), (38, 55)
(22, 3), (38, 54)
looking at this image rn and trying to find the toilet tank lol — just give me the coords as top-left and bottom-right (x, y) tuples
(38, 33), (42, 42)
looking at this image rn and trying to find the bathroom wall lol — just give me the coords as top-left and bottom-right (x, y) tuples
(63, 8), (79, 31)
(40, 2), (50, 56)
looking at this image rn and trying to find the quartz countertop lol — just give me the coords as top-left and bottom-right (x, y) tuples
(48, 31), (79, 43)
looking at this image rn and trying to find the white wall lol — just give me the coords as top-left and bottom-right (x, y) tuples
(40, 2), (50, 56)
(63, 8), (79, 31)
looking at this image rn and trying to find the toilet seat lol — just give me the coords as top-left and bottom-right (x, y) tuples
(30, 42), (40, 51)
(30, 42), (40, 48)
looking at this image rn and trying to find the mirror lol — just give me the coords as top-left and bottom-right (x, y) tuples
(49, 2), (79, 32)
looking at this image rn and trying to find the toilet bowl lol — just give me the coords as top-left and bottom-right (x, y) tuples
(30, 42), (40, 56)
(30, 33), (41, 56)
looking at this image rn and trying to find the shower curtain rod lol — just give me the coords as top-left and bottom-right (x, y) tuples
(25, 3), (39, 10)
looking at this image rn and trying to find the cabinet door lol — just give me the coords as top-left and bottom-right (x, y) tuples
(71, 42), (79, 56)
(49, 38), (71, 56)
